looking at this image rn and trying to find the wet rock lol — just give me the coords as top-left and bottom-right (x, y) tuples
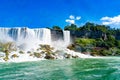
(64, 53), (71, 59)
(3, 56), (9, 61)
(11, 54), (19, 58)
(29, 53), (33, 56)
(40, 45), (54, 54)
(27, 51), (31, 53)
(19, 51), (24, 54)
(67, 44), (75, 50)
(44, 54), (55, 59)
(34, 52), (41, 58)
(72, 55), (79, 58)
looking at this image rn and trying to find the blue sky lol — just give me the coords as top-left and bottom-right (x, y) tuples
(0, 0), (120, 28)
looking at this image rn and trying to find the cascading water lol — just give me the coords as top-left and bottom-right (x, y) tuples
(0, 27), (52, 51)
(62, 30), (91, 58)
(0, 27), (91, 62)
(51, 30), (71, 50)
(0, 28), (13, 43)
(34, 28), (51, 45)
(63, 30), (71, 46)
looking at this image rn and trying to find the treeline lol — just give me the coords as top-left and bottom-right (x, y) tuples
(48, 22), (120, 40)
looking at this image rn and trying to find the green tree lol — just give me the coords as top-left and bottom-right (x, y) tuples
(64, 24), (77, 30)
(52, 26), (62, 30)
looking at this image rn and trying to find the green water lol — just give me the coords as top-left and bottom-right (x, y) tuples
(0, 57), (120, 80)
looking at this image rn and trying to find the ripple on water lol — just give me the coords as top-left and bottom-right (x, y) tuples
(0, 58), (120, 80)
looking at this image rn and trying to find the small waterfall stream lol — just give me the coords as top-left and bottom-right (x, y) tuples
(63, 30), (71, 46)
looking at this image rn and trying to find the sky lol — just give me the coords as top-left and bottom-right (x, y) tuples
(0, 0), (120, 28)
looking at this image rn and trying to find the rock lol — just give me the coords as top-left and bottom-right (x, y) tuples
(40, 45), (54, 54)
(44, 54), (55, 59)
(72, 55), (79, 58)
(36, 48), (40, 51)
(67, 44), (75, 50)
(11, 54), (19, 58)
(34, 52), (41, 58)
(0, 42), (17, 53)
(19, 51), (24, 54)
(40, 51), (45, 54)
(3, 50), (9, 61)
(3, 56), (9, 61)
(64, 53), (71, 59)
(27, 51), (31, 53)
(29, 53), (33, 56)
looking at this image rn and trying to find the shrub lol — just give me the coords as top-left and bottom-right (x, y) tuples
(75, 38), (96, 47)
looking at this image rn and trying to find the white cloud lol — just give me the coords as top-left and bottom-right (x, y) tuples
(65, 19), (75, 24)
(76, 16), (81, 20)
(69, 15), (75, 19)
(101, 15), (120, 25)
(66, 15), (81, 24)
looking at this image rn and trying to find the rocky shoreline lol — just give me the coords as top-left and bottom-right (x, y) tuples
(0, 42), (91, 62)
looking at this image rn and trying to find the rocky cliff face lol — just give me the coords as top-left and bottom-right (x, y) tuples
(51, 30), (106, 42)
(51, 30), (63, 41)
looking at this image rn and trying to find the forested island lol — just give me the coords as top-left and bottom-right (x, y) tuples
(50, 22), (120, 56)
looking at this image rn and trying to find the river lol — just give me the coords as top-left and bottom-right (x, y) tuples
(0, 57), (120, 80)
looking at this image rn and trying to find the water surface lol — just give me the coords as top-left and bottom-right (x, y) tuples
(0, 57), (120, 80)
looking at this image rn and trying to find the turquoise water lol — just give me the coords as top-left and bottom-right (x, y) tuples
(0, 57), (120, 80)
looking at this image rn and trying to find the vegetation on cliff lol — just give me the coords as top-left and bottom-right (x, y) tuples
(65, 22), (120, 56)
(46, 22), (120, 56)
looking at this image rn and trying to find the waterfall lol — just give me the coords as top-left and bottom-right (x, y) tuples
(0, 27), (52, 51)
(63, 30), (71, 46)
(0, 27), (92, 62)
(0, 28), (13, 43)
(51, 30), (71, 50)
(0, 28), (71, 51)
(34, 28), (51, 44)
